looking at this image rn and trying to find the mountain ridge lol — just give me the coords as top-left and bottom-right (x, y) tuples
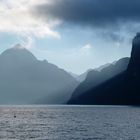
(68, 33), (140, 105)
(68, 57), (129, 101)
(0, 44), (79, 104)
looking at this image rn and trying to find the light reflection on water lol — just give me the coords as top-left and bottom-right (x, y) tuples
(0, 105), (139, 139)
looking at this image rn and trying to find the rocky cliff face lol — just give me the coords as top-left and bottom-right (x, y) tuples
(124, 33), (140, 101)
(127, 33), (140, 78)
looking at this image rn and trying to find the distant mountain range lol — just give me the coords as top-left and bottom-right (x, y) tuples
(1, 33), (139, 105)
(70, 69), (93, 82)
(0, 44), (78, 104)
(68, 33), (140, 105)
(70, 61), (118, 83)
(68, 57), (129, 102)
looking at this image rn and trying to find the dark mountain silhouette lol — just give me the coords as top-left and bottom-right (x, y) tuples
(76, 64), (114, 82)
(69, 57), (129, 100)
(0, 44), (78, 104)
(68, 33), (140, 105)
(70, 63), (116, 82)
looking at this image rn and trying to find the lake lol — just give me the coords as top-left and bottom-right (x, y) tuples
(0, 105), (139, 139)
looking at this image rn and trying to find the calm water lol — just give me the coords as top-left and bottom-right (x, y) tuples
(0, 105), (139, 140)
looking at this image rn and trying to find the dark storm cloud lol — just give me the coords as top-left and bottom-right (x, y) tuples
(34, 0), (140, 28)
(32, 0), (140, 42)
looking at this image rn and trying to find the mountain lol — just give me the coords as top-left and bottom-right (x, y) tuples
(95, 63), (111, 71)
(69, 57), (129, 101)
(77, 62), (116, 82)
(70, 63), (113, 82)
(0, 44), (78, 104)
(77, 69), (93, 82)
(69, 72), (79, 79)
(68, 33), (140, 105)
(70, 69), (93, 82)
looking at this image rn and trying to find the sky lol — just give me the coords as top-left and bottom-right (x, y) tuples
(0, 0), (140, 74)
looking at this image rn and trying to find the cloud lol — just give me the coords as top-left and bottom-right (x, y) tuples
(19, 36), (34, 49)
(0, 0), (61, 38)
(81, 44), (92, 50)
(1, 0), (140, 42)
(32, 0), (140, 42)
(80, 44), (92, 55)
(34, 0), (140, 28)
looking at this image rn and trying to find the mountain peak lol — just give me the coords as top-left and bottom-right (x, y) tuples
(127, 33), (140, 72)
(133, 32), (140, 46)
(13, 44), (24, 49)
(136, 32), (140, 37)
(0, 44), (37, 64)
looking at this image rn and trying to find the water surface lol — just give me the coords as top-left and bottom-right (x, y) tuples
(0, 105), (139, 140)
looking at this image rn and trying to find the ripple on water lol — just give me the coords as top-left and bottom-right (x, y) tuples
(0, 106), (139, 139)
